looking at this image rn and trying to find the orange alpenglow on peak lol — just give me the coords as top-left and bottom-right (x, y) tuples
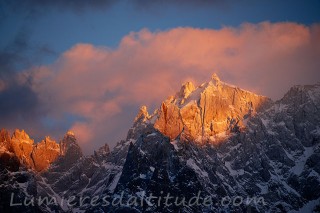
(31, 136), (60, 171)
(12, 129), (34, 144)
(142, 73), (272, 143)
(179, 81), (195, 100)
(211, 73), (221, 82)
(66, 130), (75, 136)
(134, 105), (150, 123)
(0, 129), (81, 172)
(10, 129), (35, 168)
(0, 129), (12, 152)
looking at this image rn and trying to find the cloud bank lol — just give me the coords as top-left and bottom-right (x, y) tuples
(2, 22), (320, 153)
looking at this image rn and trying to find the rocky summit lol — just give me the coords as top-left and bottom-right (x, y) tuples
(0, 129), (60, 172)
(153, 73), (271, 142)
(0, 74), (320, 213)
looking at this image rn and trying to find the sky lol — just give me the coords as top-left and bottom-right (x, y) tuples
(1, 0), (320, 154)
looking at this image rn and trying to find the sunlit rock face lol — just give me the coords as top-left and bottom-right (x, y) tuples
(8, 129), (61, 172)
(31, 136), (60, 172)
(0, 129), (12, 152)
(0, 129), (82, 172)
(154, 74), (271, 142)
(134, 105), (150, 123)
(0, 129), (19, 172)
(10, 129), (35, 168)
(154, 101), (184, 139)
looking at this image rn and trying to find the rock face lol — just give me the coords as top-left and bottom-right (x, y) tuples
(60, 131), (82, 159)
(48, 131), (83, 174)
(31, 136), (60, 172)
(0, 129), (12, 152)
(134, 105), (150, 123)
(154, 74), (271, 141)
(0, 129), (20, 172)
(10, 129), (35, 168)
(154, 101), (184, 139)
(0, 129), (80, 172)
(94, 143), (110, 162)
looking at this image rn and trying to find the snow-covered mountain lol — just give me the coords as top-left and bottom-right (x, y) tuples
(1, 74), (319, 212)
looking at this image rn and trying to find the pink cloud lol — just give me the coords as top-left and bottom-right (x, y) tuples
(24, 22), (320, 153)
(71, 122), (94, 144)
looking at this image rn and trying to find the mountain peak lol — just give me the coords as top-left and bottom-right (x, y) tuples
(211, 73), (221, 83)
(60, 130), (83, 159)
(179, 81), (195, 100)
(61, 131), (79, 151)
(12, 129), (34, 144)
(31, 136), (60, 172)
(66, 130), (75, 136)
(154, 74), (271, 142)
(0, 129), (83, 172)
(134, 105), (150, 123)
(0, 128), (12, 152)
